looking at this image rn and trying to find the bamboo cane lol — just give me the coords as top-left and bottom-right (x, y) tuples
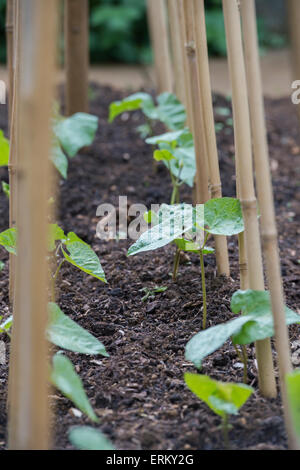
(179, 0), (209, 204)
(167, 0), (186, 105)
(147, 0), (173, 94)
(8, 0), (58, 450)
(240, 0), (299, 448)
(64, 0), (89, 115)
(8, 0), (19, 305)
(192, 0), (229, 276)
(5, 0), (14, 122)
(287, 0), (300, 122)
(222, 0), (276, 398)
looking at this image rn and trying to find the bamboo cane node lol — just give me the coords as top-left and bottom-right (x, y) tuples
(185, 41), (196, 57)
(262, 231), (278, 242)
(239, 262), (247, 272)
(5, 24), (14, 32)
(240, 198), (257, 211)
(7, 163), (17, 175)
(210, 183), (222, 198)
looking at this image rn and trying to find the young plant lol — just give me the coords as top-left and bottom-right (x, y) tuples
(48, 224), (107, 300)
(147, 128), (196, 204)
(2, 181), (9, 198)
(140, 285), (168, 302)
(184, 373), (253, 448)
(129, 198), (244, 328)
(185, 290), (300, 383)
(0, 226), (108, 420)
(109, 92), (186, 137)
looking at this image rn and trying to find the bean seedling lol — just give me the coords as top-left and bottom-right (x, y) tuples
(184, 373), (254, 447)
(185, 290), (300, 383)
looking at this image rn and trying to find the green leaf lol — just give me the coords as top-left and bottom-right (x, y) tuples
(155, 92), (186, 130)
(109, 92), (154, 123)
(0, 228), (17, 255)
(48, 224), (65, 252)
(69, 426), (115, 450)
(2, 181), (9, 198)
(184, 373), (253, 418)
(54, 113), (98, 158)
(47, 303), (109, 357)
(204, 198), (244, 236)
(174, 238), (200, 253)
(186, 289), (300, 368)
(231, 290), (300, 345)
(50, 353), (99, 423)
(0, 260), (4, 271)
(185, 315), (250, 368)
(128, 204), (203, 256)
(153, 149), (175, 162)
(62, 232), (106, 282)
(51, 141), (68, 179)
(146, 129), (188, 146)
(286, 370), (300, 441)
(0, 130), (9, 167)
(0, 315), (13, 334)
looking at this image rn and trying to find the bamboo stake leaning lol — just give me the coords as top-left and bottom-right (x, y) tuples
(167, 0), (186, 105)
(147, 0), (173, 94)
(222, 0), (276, 398)
(240, 0), (299, 448)
(65, 0), (89, 115)
(179, 0), (209, 204)
(287, 0), (300, 122)
(5, 0), (14, 122)
(192, 0), (230, 276)
(8, 0), (19, 304)
(8, 0), (58, 449)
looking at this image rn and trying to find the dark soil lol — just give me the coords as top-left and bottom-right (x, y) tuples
(0, 84), (299, 450)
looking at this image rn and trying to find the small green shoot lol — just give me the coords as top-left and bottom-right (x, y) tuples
(286, 369), (300, 444)
(0, 130), (9, 167)
(140, 286), (168, 302)
(69, 426), (115, 450)
(184, 373), (253, 447)
(1, 181), (9, 198)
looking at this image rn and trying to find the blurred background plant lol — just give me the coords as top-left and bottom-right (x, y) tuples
(0, 0), (288, 64)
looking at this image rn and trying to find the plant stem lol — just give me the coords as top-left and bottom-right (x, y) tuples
(222, 414), (230, 449)
(51, 259), (65, 302)
(241, 345), (248, 384)
(199, 248), (207, 329)
(172, 247), (181, 281)
(170, 185), (178, 205)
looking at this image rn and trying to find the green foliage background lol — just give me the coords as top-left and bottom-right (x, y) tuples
(0, 0), (286, 64)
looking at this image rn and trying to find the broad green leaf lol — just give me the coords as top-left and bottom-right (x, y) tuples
(286, 370), (300, 440)
(2, 181), (10, 198)
(185, 315), (250, 368)
(128, 204), (203, 256)
(146, 129), (188, 146)
(184, 373), (253, 418)
(186, 289), (300, 368)
(54, 113), (98, 158)
(47, 303), (109, 357)
(0, 228), (17, 255)
(48, 224), (65, 252)
(0, 315), (13, 334)
(109, 93), (154, 123)
(51, 142), (68, 179)
(204, 198), (244, 236)
(155, 92), (186, 130)
(231, 290), (300, 345)
(50, 353), (99, 423)
(0, 260), (4, 271)
(159, 142), (196, 187)
(153, 149), (174, 162)
(69, 426), (115, 450)
(0, 130), (9, 167)
(62, 232), (106, 282)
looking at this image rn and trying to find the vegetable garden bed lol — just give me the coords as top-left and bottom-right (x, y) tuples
(0, 84), (299, 450)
